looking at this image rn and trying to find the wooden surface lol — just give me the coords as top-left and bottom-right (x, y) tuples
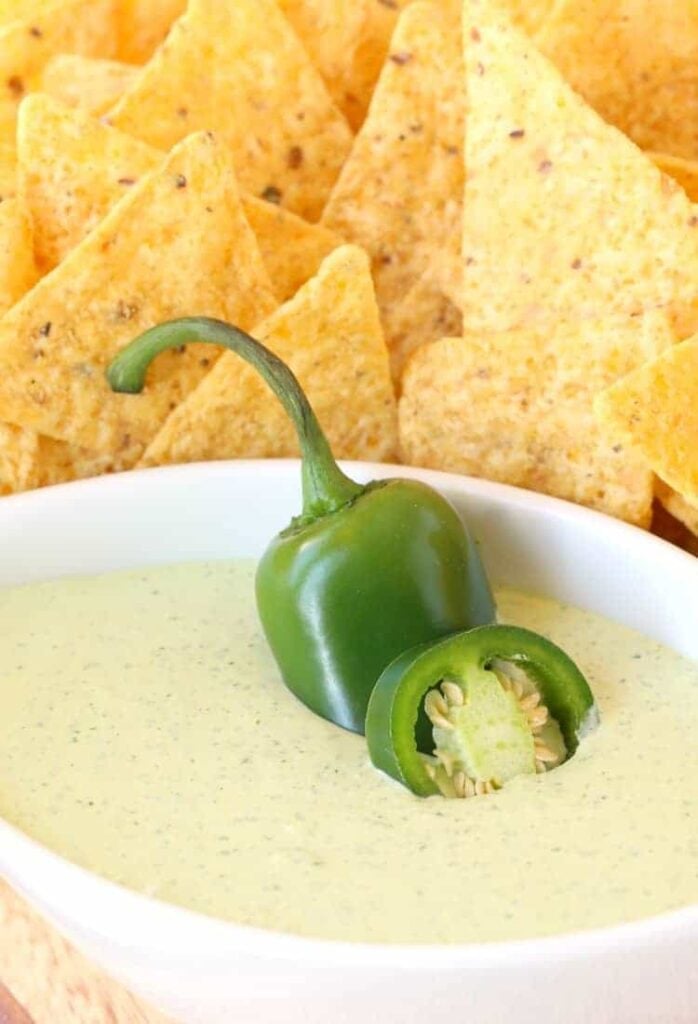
(0, 881), (170, 1024)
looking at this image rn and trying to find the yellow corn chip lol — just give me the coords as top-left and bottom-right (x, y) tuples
(0, 0), (116, 145)
(0, 131), (276, 464)
(18, 94), (343, 296)
(0, 194), (126, 494)
(141, 245), (397, 467)
(504, 0), (554, 34)
(42, 55), (140, 116)
(278, 0), (411, 131)
(278, 0), (368, 129)
(537, 0), (698, 160)
(18, 93), (159, 272)
(400, 313), (675, 526)
(595, 334), (698, 506)
(0, 194), (39, 494)
(382, 276), (462, 380)
(109, 0), (352, 221)
(649, 153), (698, 204)
(0, 142), (15, 198)
(0, 197), (38, 311)
(655, 481), (698, 542)
(323, 1), (463, 379)
(115, 0), (185, 64)
(0, 0), (70, 23)
(241, 199), (343, 303)
(0, 184), (131, 496)
(0, 422), (115, 494)
(463, 0), (698, 336)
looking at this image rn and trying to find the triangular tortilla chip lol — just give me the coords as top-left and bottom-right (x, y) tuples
(18, 93), (159, 272)
(0, 194), (39, 494)
(241, 199), (343, 303)
(537, 0), (698, 160)
(18, 94), (343, 295)
(278, 0), (409, 131)
(0, 0), (78, 24)
(141, 245), (397, 467)
(595, 334), (698, 506)
(0, 131), (276, 464)
(0, 0), (116, 146)
(504, 0), (554, 34)
(0, 197), (38, 312)
(649, 153), (698, 204)
(399, 312), (675, 526)
(462, 0), (698, 336)
(0, 142), (15, 198)
(0, 422), (113, 494)
(116, 0), (185, 63)
(382, 275), (462, 378)
(108, 0), (352, 220)
(42, 55), (140, 116)
(322, 1), (463, 379)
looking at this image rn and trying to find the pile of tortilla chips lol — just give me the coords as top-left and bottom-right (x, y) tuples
(0, 0), (695, 555)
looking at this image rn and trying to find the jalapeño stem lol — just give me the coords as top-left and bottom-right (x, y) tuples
(106, 317), (363, 519)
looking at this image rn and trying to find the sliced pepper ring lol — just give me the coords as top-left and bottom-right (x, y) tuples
(365, 624), (599, 798)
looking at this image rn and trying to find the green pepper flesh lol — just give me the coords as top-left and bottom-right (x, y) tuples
(365, 624), (599, 797)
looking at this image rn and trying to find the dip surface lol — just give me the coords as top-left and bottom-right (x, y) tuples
(1, 560), (697, 944)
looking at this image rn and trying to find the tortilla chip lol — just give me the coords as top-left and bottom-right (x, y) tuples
(463, 0), (698, 336)
(241, 199), (343, 302)
(115, 0), (185, 63)
(322, 1), (463, 379)
(108, 0), (352, 221)
(503, 0), (554, 34)
(649, 153), (698, 203)
(0, 194), (39, 493)
(18, 94), (343, 296)
(278, 0), (408, 131)
(42, 55), (140, 116)
(595, 334), (698, 506)
(17, 93), (159, 272)
(537, 0), (698, 160)
(0, 131), (276, 464)
(0, 0), (70, 24)
(0, 421), (115, 493)
(0, 196), (38, 311)
(0, 0), (116, 146)
(141, 245), (397, 467)
(655, 481), (698, 540)
(400, 313), (675, 526)
(0, 141), (15, 198)
(383, 276), (462, 379)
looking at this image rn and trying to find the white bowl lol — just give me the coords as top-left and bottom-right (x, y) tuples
(1, 461), (696, 1024)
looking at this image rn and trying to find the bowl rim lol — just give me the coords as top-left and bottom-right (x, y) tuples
(1, 458), (697, 969)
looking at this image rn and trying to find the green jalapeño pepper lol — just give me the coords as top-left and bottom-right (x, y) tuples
(107, 317), (496, 733)
(366, 624), (598, 798)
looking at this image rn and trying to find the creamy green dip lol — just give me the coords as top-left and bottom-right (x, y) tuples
(1, 561), (697, 944)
